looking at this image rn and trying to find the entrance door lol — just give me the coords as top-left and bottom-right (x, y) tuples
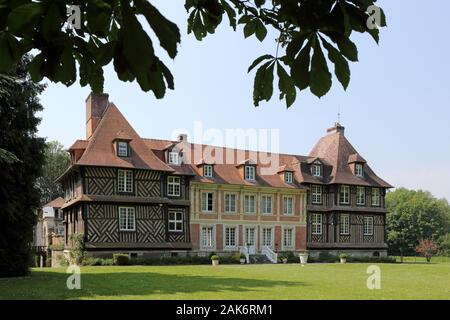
(244, 227), (256, 254)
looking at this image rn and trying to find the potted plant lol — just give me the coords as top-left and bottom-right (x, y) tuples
(211, 255), (220, 266)
(238, 253), (246, 264)
(279, 253), (288, 264)
(299, 250), (309, 264)
(340, 253), (348, 264)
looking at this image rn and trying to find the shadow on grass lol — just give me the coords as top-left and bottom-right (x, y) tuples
(1, 269), (306, 299)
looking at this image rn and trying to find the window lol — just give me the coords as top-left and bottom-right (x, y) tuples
(244, 195), (256, 213)
(285, 172), (293, 183)
(168, 211), (183, 232)
(340, 185), (350, 204)
(119, 207), (135, 231)
(356, 186), (366, 205)
(167, 176), (180, 196)
(245, 227), (256, 246)
(283, 196), (293, 215)
(168, 151), (179, 164)
(371, 188), (381, 206)
(340, 214), (350, 235)
(117, 141), (129, 157)
(203, 165), (213, 177)
(311, 163), (322, 177)
(244, 166), (256, 180)
(262, 228), (273, 247)
(261, 195), (272, 214)
(224, 193), (236, 213)
(201, 192), (214, 212)
(225, 227), (237, 248)
(311, 185), (322, 204)
(283, 228), (294, 248)
(355, 163), (363, 176)
(364, 216), (374, 235)
(311, 213), (322, 235)
(118, 170), (133, 193)
(201, 226), (214, 248)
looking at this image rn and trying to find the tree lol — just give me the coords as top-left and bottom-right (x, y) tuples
(438, 233), (450, 256)
(0, 55), (46, 277)
(386, 188), (450, 256)
(36, 141), (70, 205)
(0, 0), (386, 108)
(415, 239), (438, 262)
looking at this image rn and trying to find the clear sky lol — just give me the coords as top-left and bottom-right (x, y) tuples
(37, 0), (450, 201)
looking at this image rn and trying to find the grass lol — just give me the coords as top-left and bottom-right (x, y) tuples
(1, 260), (449, 300)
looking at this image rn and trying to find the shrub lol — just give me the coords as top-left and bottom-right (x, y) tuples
(210, 255), (219, 261)
(113, 253), (130, 266)
(416, 239), (438, 262)
(339, 253), (348, 259)
(438, 233), (450, 256)
(346, 256), (396, 263)
(317, 252), (339, 263)
(69, 234), (86, 265)
(55, 254), (69, 267)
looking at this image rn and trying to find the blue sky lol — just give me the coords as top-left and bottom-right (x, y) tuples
(37, 1), (450, 201)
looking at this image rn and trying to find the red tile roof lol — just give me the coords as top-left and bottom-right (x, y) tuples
(44, 197), (65, 208)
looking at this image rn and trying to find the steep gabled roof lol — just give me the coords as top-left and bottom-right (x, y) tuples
(44, 197), (64, 208)
(76, 103), (174, 172)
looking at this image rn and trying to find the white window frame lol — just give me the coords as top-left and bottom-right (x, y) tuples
(167, 176), (181, 196)
(168, 211), (183, 232)
(203, 164), (213, 178)
(285, 172), (293, 183)
(283, 196), (293, 215)
(244, 226), (256, 246)
(371, 188), (381, 206)
(311, 163), (322, 177)
(339, 214), (350, 235)
(201, 191), (214, 212)
(261, 195), (273, 215)
(117, 141), (129, 157)
(356, 186), (366, 205)
(282, 227), (295, 249)
(224, 226), (238, 249)
(118, 170), (133, 193)
(168, 151), (179, 165)
(244, 165), (256, 180)
(311, 213), (322, 235)
(244, 194), (256, 214)
(364, 216), (374, 235)
(340, 185), (350, 204)
(311, 185), (322, 204)
(262, 227), (274, 248)
(355, 163), (364, 176)
(224, 193), (237, 213)
(119, 207), (135, 231)
(201, 226), (215, 249)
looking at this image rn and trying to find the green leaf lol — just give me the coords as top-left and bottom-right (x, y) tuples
(310, 36), (332, 98)
(290, 41), (311, 90)
(0, 32), (22, 71)
(243, 19), (256, 38)
(320, 36), (350, 90)
(87, 0), (112, 36)
(7, 3), (43, 34)
(330, 34), (358, 62)
(192, 10), (206, 40)
(136, 0), (180, 59)
(28, 53), (45, 82)
(277, 61), (296, 108)
(220, 0), (236, 30)
(254, 19), (267, 42)
(248, 54), (274, 73)
(286, 32), (309, 62)
(54, 40), (76, 86)
(253, 60), (274, 106)
(95, 41), (116, 66)
(42, 2), (62, 41)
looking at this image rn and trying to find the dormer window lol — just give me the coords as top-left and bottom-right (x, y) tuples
(168, 151), (179, 165)
(311, 163), (322, 177)
(355, 163), (364, 176)
(204, 164), (213, 178)
(117, 141), (129, 157)
(285, 172), (293, 184)
(244, 166), (256, 180)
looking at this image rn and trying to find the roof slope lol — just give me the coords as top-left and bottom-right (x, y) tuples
(44, 197), (65, 208)
(76, 103), (174, 172)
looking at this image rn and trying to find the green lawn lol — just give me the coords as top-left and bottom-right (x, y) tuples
(1, 260), (449, 300)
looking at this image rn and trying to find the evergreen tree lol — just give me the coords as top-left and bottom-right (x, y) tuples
(0, 56), (46, 277)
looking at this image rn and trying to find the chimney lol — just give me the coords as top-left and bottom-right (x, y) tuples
(86, 93), (109, 139)
(178, 133), (188, 142)
(327, 122), (345, 135)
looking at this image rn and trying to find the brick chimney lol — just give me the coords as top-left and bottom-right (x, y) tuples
(86, 93), (109, 139)
(327, 122), (345, 135)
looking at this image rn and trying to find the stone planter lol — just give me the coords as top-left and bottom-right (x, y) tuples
(282, 258), (288, 264)
(299, 253), (309, 264)
(212, 260), (219, 266)
(340, 258), (347, 264)
(240, 258), (246, 264)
